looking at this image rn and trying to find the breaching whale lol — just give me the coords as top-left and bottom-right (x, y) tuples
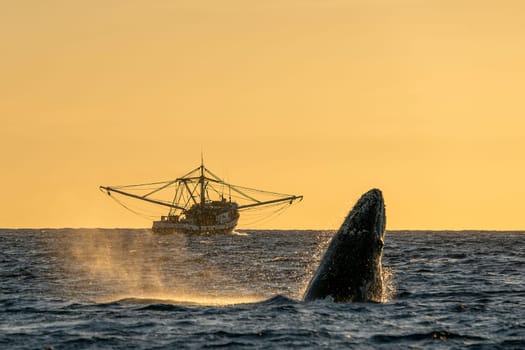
(303, 188), (386, 302)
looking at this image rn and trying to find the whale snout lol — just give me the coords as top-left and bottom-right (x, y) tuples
(347, 188), (385, 240)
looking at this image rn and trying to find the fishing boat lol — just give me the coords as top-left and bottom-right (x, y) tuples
(99, 160), (303, 234)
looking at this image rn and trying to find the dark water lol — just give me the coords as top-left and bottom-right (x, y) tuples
(1, 229), (524, 349)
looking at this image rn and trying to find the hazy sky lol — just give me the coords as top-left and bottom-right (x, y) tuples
(2, 1), (524, 229)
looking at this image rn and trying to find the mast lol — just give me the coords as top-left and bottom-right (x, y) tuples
(200, 155), (205, 206)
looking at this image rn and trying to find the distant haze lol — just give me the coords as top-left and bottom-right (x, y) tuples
(2, 1), (524, 229)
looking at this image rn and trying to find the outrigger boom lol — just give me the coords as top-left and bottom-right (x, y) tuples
(237, 196), (303, 209)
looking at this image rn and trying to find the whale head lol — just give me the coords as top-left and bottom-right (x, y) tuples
(342, 188), (385, 238)
(304, 188), (386, 302)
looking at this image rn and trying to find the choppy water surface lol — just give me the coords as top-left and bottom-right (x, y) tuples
(1, 229), (524, 349)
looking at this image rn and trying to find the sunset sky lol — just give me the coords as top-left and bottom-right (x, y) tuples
(2, 0), (524, 230)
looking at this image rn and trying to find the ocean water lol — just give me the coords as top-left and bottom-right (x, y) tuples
(1, 229), (523, 349)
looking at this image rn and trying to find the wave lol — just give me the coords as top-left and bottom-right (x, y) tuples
(372, 330), (486, 343)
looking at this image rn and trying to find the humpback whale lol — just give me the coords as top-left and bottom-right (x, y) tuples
(304, 189), (386, 302)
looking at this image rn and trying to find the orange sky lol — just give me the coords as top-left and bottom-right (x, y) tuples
(2, 1), (524, 229)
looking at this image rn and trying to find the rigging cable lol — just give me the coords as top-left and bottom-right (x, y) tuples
(239, 201), (293, 226)
(106, 192), (159, 221)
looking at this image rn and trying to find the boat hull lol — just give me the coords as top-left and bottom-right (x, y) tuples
(151, 218), (239, 234)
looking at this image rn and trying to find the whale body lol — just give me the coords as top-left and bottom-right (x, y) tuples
(304, 189), (386, 302)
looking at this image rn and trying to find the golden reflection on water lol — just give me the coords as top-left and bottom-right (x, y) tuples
(99, 293), (264, 306)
